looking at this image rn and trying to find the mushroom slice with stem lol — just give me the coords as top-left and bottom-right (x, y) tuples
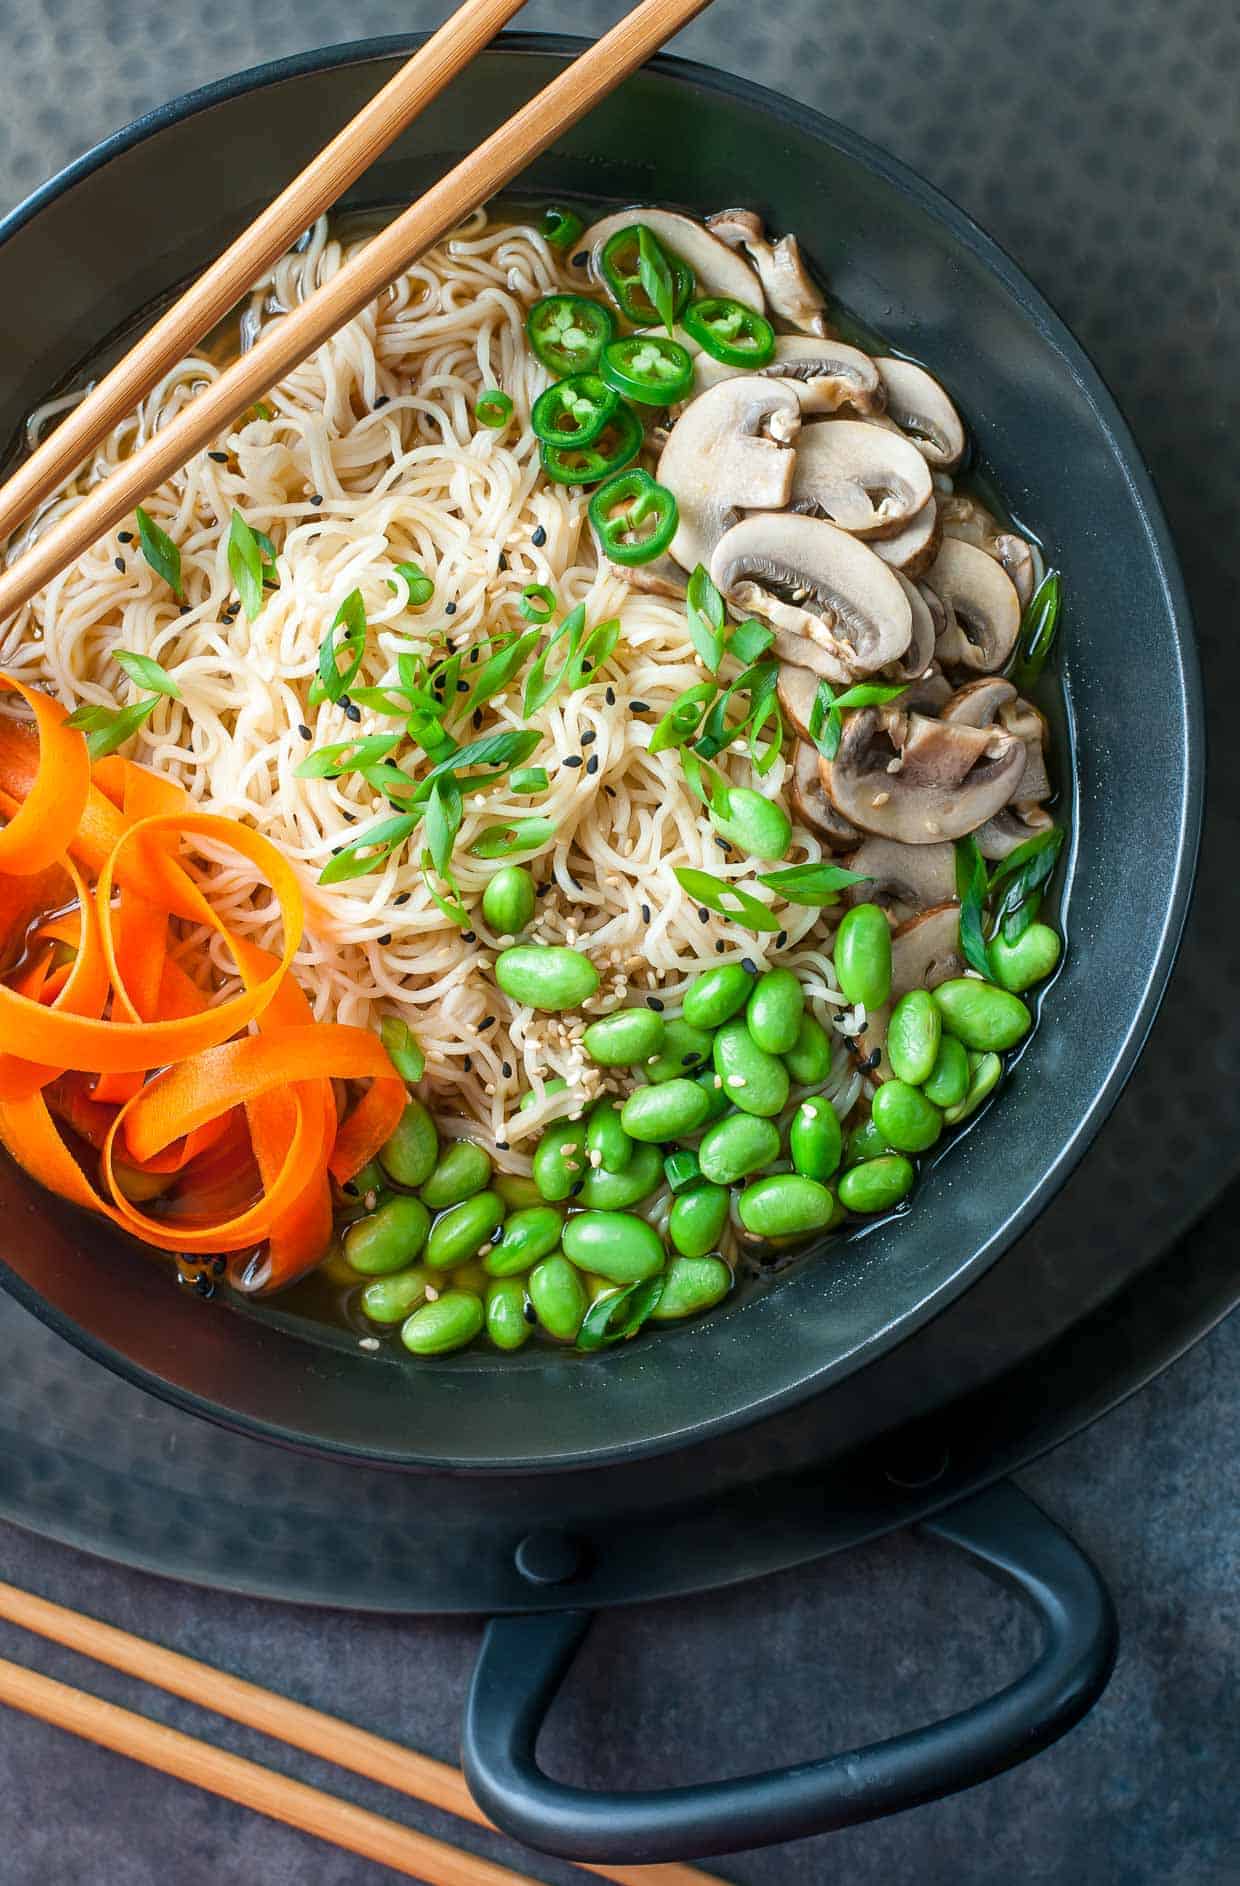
(820, 705), (1024, 843)
(974, 803), (1056, 861)
(891, 573), (938, 681)
(789, 420), (934, 539)
(789, 739), (861, 850)
(603, 549), (686, 599)
(657, 377), (800, 574)
(576, 208), (764, 309)
(874, 358), (966, 469)
(940, 493), (1038, 606)
(944, 677), (1052, 810)
(841, 836), (957, 921)
(777, 664), (822, 742)
(692, 335), (882, 414)
(706, 209), (828, 335)
(710, 513), (913, 683)
(869, 496), (941, 579)
(924, 537), (1022, 674)
(853, 902), (966, 1074)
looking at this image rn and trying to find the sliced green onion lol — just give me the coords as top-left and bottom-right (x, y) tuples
(808, 678), (907, 762)
(312, 588), (368, 705)
(519, 584), (557, 624)
(577, 1275), (665, 1352)
(380, 1016), (426, 1083)
(685, 564), (727, 673)
(420, 849), (471, 927)
(424, 776), (463, 877)
(389, 561), (434, 607)
(468, 816), (557, 858)
(637, 225), (678, 336)
(522, 604), (620, 717)
(663, 1150), (701, 1194)
(64, 697), (159, 760)
(672, 865), (781, 932)
(113, 649), (180, 699)
(295, 734), (400, 780)
(455, 630), (540, 723)
(954, 835), (992, 977)
(509, 766), (550, 794)
(756, 860), (870, 906)
(728, 617), (774, 663)
(989, 825), (1064, 944)
(318, 812), (418, 885)
(227, 509), (277, 622)
(1011, 569), (1062, 691)
(648, 681), (717, 756)
(134, 507), (184, 601)
(475, 389), (513, 430)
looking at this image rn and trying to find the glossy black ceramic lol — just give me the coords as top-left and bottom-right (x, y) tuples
(0, 38), (1201, 1471)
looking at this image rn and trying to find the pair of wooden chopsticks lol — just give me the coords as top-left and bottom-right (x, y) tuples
(0, 1575), (728, 1886)
(0, 0), (714, 620)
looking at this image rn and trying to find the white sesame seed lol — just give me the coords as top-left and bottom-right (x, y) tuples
(358, 1336), (380, 1351)
(727, 1074), (746, 1087)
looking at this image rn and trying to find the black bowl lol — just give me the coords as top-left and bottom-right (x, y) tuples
(0, 37), (1202, 1471)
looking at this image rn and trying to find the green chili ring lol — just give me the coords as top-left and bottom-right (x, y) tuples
(540, 403), (643, 487)
(588, 469), (679, 566)
(526, 295), (615, 377)
(682, 296), (776, 368)
(530, 373), (620, 448)
(600, 335), (695, 406)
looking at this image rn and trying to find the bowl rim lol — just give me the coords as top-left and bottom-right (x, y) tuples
(0, 32), (1206, 1472)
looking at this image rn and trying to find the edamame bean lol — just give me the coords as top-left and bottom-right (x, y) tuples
(583, 1007), (665, 1067)
(682, 963), (754, 1030)
(528, 1254), (587, 1340)
(944, 1051), (1002, 1125)
(343, 1194), (431, 1274)
(784, 1013), (833, 1086)
(481, 864), (536, 936)
(485, 1276), (532, 1351)
(620, 1078), (712, 1142)
(360, 1267), (432, 1324)
(532, 1118), (587, 1202)
(789, 1094), (842, 1181)
(711, 786), (792, 862)
(695, 1070), (733, 1124)
(844, 1116), (889, 1166)
(562, 1211), (666, 1283)
(837, 1154), (915, 1214)
(586, 1100), (633, 1173)
(834, 903), (892, 1010)
(933, 979), (1031, 1051)
(377, 1100), (438, 1189)
(651, 1255), (732, 1320)
(738, 1173), (837, 1237)
(424, 1190), (505, 1270)
(643, 1017), (715, 1083)
(887, 989), (942, 1087)
(746, 967), (804, 1055)
(401, 1290), (484, 1355)
(518, 1077), (568, 1111)
(495, 944), (598, 1011)
(420, 1139), (492, 1210)
(698, 1111), (782, 1185)
(668, 1182), (730, 1258)
(579, 1141), (663, 1209)
(494, 1172), (545, 1211)
(871, 1080), (943, 1154)
(922, 1035), (969, 1109)
(485, 1204), (564, 1276)
(989, 923), (1062, 993)
(712, 1019), (789, 1118)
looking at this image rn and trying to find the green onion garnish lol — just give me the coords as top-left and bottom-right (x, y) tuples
(636, 226), (678, 337)
(808, 678), (907, 762)
(672, 865), (782, 932)
(756, 860), (870, 906)
(64, 697), (160, 760)
(685, 564), (727, 673)
(424, 776), (463, 877)
(319, 812), (419, 886)
(476, 389), (513, 430)
(227, 509), (278, 622)
(954, 835), (992, 978)
(648, 681), (717, 756)
(380, 1016), (426, 1083)
(310, 588), (368, 706)
(1011, 569), (1062, 691)
(509, 766), (550, 795)
(468, 817), (556, 858)
(727, 617), (774, 663)
(420, 849), (470, 927)
(522, 605), (620, 716)
(113, 649), (181, 699)
(389, 561), (435, 607)
(576, 1274), (665, 1351)
(519, 583), (557, 624)
(988, 825), (1063, 944)
(295, 734), (400, 781)
(134, 507), (184, 601)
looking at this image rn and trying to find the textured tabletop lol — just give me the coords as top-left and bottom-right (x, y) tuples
(0, 1), (1237, 1882)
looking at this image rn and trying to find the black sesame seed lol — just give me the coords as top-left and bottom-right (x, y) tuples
(479, 1015), (496, 1031)
(179, 604), (191, 615)
(604, 784), (617, 799)
(469, 646), (480, 663)
(374, 394), (391, 408)
(331, 844), (344, 855)
(501, 1061), (513, 1078)
(339, 693), (353, 709)
(461, 930), (477, 944)
(861, 1048), (882, 1073)
(498, 552), (509, 572)
(496, 1140), (510, 1152)
(563, 755), (584, 769)
(298, 723), (312, 740)
(698, 907), (710, 924)
(531, 525), (547, 547)
(569, 1179), (585, 1198)
(378, 932), (392, 946)
(524, 1302), (538, 1323)
(586, 754), (599, 775)
(605, 686), (616, 706)
(118, 530), (134, 544)
(309, 492), (324, 506)
(646, 996), (665, 1012)
(580, 729), (597, 745)
(394, 890), (411, 906)
(572, 251), (587, 267)
(776, 930), (788, 948)
(114, 556), (126, 573)
(741, 957), (759, 975)
(629, 700), (650, 714)
(208, 450), (228, 464)
(714, 836), (730, 853)
(715, 939), (726, 954)
(342, 1180), (359, 1198)
(342, 811), (357, 825)
(472, 709), (484, 730)
(344, 702), (362, 723)
(641, 904), (651, 924)
(581, 660), (592, 674)
(536, 880), (553, 897)
(456, 679), (469, 693)
(681, 1052), (702, 1066)
(444, 601), (457, 616)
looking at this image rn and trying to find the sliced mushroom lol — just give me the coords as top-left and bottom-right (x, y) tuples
(974, 804), (1056, 860)
(604, 550), (686, 599)
(789, 739), (861, 849)
(853, 903), (966, 1073)
(789, 420), (933, 539)
(924, 537), (1022, 675)
(820, 706), (1024, 843)
(943, 677), (1052, 811)
(891, 572), (938, 680)
(710, 513), (913, 683)
(869, 497), (941, 579)
(941, 675), (1018, 729)
(939, 493), (1037, 606)
(658, 378), (800, 574)
(777, 664), (821, 741)
(692, 335), (882, 414)
(874, 358), (966, 469)
(841, 836), (957, 921)
(706, 209), (828, 335)
(577, 208), (763, 309)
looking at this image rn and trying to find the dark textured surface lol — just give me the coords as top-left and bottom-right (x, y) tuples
(0, 1), (1236, 1882)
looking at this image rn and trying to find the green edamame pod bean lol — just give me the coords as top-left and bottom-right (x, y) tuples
(989, 923), (1062, 993)
(484, 1204), (564, 1276)
(582, 1007), (665, 1067)
(343, 1194), (431, 1274)
(562, 1211), (666, 1283)
(695, 1070), (732, 1124)
(495, 944), (599, 1011)
(518, 1077), (568, 1111)
(789, 1094), (843, 1181)
(532, 1117), (588, 1201)
(377, 1100), (438, 1189)
(620, 1078), (712, 1142)
(844, 1115), (889, 1166)
(871, 1080), (943, 1154)
(419, 1139), (492, 1210)
(494, 1172), (545, 1211)
(746, 967), (804, 1055)
(834, 903), (893, 1010)
(682, 963), (754, 1030)
(887, 989), (942, 1087)
(643, 1017), (715, 1084)
(945, 1051), (1003, 1125)
(486, 1277), (532, 1351)
(481, 864), (536, 936)
(933, 978), (1031, 1051)
(401, 1289), (484, 1355)
(528, 1254), (587, 1340)
(837, 1154), (915, 1214)
(712, 1018), (789, 1118)
(698, 1111), (782, 1185)
(579, 1141), (663, 1209)
(922, 1034), (969, 1109)
(424, 1190), (505, 1270)
(360, 1267), (432, 1324)
(737, 1173), (837, 1237)
(710, 786), (792, 862)
(784, 1013), (833, 1086)
(651, 1254), (732, 1320)
(585, 1100), (633, 1173)
(668, 1182), (730, 1258)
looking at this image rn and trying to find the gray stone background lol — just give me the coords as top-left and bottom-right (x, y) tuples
(0, 1), (1237, 1882)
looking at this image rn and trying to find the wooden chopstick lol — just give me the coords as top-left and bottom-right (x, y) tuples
(0, 1577), (729, 1886)
(0, 0), (533, 547)
(0, 0), (713, 622)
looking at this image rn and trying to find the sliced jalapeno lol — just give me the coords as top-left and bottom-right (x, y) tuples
(588, 469), (679, 565)
(530, 373), (620, 448)
(682, 296), (776, 368)
(599, 225), (694, 326)
(540, 205), (585, 251)
(540, 402), (643, 487)
(600, 335), (695, 406)
(526, 295), (615, 377)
